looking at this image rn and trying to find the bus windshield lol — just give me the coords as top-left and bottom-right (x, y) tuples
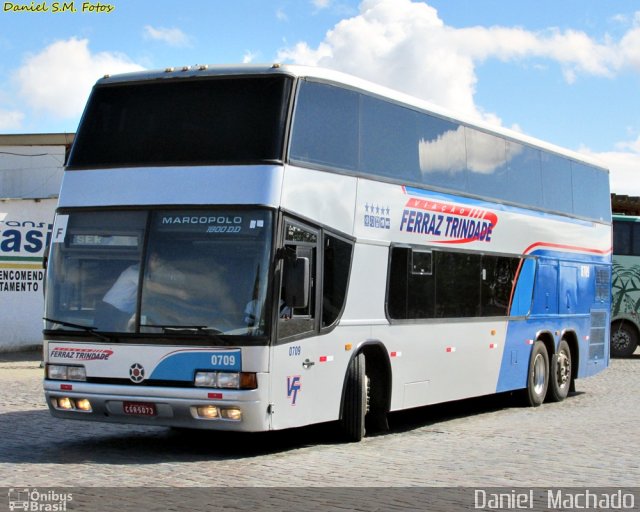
(68, 75), (293, 168)
(45, 209), (273, 338)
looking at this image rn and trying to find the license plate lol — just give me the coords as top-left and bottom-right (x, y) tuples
(123, 401), (157, 416)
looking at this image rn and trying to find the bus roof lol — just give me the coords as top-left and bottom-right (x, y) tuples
(613, 214), (640, 222)
(96, 63), (608, 173)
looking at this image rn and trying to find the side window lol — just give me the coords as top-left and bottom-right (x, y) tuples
(506, 142), (542, 209)
(465, 128), (508, 201)
(278, 221), (318, 340)
(387, 247), (521, 320)
(321, 234), (353, 328)
(541, 153), (573, 215)
(571, 161), (611, 222)
(481, 255), (520, 316)
(633, 223), (640, 256)
(613, 220), (631, 256)
(360, 95), (420, 182)
(435, 252), (481, 318)
(387, 247), (436, 320)
(289, 81), (359, 171)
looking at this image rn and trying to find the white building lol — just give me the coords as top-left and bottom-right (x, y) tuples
(0, 133), (73, 351)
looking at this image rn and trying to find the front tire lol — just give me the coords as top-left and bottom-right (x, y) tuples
(525, 341), (549, 407)
(548, 339), (572, 402)
(611, 321), (639, 358)
(340, 353), (367, 442)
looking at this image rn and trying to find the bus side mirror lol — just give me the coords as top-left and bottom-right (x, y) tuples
(283, 256), (309, 309)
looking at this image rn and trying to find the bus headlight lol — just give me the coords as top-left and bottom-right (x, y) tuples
(194, 372), (216, 387)
(47, 364), (87, 381)
(216, 372), (240, 389)
(194, 371), (257, 389)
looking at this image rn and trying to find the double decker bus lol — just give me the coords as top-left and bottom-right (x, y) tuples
(43, 64), (611, 441)
(611, 214), (640, 357)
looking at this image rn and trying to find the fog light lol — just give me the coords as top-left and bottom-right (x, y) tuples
(220, 407), (242, 421)
(196, 405), (219, 419)
(56, 397), (74, 410)
(75, 398), (92, 411)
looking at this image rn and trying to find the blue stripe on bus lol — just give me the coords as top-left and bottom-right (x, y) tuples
(150, 350), (241, 381)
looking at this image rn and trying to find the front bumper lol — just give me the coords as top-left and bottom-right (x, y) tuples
(43, 379), (271, 432)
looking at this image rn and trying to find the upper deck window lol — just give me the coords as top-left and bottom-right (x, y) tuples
(68, 75), (293, 168)
(289, 80), (611, 223)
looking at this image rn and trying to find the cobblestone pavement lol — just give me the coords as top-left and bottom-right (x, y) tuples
(0, 349), (638, 488)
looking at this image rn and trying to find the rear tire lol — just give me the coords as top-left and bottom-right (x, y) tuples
(548, 339), (572, 402)
(611, 321), (639, 358)
(525, 341), (549, 407)
(340, 353), (367, 442)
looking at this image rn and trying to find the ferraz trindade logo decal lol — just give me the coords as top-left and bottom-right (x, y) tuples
(400, 191), (498, 244)
(129, 363), (145, 383)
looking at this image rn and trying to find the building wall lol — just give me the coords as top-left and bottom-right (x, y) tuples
(0, 134), (70, 351)
(0, 198), (56, 350)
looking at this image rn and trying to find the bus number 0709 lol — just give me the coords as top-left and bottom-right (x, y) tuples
(211, 354), (236, 367)
(289, 346), (301, 356)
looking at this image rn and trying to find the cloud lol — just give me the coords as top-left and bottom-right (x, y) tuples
(143, 25), (191, 47)
(13, 37), (144, 119)
(580, 137), (640, 196)
(277, 0), (640, 125)
(243, 50), (258, 64)
(312, 0), (332, 9)
(276, 8), (288, 22)
(0, 108), (24, 131)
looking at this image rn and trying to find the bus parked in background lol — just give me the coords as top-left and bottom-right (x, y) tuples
(611, 214), (640, 357)
(43, 64), (611, 441)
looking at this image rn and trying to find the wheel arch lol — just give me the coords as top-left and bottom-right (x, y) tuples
(338, 340), (392, 421)
(535, 330), (555, 358)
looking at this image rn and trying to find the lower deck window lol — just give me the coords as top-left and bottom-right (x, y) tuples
(387, 247), (521, 320)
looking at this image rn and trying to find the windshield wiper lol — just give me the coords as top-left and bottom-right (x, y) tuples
(140, 324), (225, 337)
(43, 317), (112, 342)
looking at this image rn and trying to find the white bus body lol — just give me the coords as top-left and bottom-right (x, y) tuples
(43, 65), (611, 440)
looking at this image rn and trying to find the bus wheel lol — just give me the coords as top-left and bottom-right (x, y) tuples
(340, 353), (368, 442)
(548, 339), (572, 402)
(611, 321), (639, 358)
(525, 341), (549, 407)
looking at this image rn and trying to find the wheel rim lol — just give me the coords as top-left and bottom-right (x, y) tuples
(533, 353), (546, 396)
(612, 330), (631, 351)
(556, 349), (571, 389)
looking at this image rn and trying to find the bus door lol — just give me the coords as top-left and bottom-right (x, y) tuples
(270, 219), (323, 429)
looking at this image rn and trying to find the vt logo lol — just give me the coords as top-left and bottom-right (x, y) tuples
(287, 375), (301, 405)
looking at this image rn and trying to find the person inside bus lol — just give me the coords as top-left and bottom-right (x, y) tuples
(244, 284), (292, 328)
(96, 251), (188, 331)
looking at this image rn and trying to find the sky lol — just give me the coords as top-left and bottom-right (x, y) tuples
(0, 0), (639, 195)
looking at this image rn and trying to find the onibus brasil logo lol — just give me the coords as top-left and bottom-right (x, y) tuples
(7, 488), (72, 511)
